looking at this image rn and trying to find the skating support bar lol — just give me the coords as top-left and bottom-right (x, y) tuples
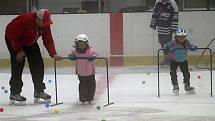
(51, 59), (64, 106)
(157, 48), (213, 98)
(52, 57), (114, 107)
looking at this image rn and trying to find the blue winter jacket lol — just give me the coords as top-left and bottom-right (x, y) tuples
(164, 39), (197, 62)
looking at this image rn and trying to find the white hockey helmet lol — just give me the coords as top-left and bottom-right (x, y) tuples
(74, 34), (89, 52)
(75, 34), (89, 43)
(175, 28), (187, 37)
(161, 0), (169, 3)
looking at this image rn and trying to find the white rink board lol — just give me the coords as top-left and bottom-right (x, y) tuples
(0, 11), (215, 58)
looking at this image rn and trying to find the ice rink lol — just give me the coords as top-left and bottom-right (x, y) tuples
(0, 66), (215, 121)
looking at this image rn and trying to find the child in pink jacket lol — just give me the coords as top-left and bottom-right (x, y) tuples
(68, 34), (97, 104)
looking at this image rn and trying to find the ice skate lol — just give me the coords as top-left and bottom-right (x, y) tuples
(87, 101), (95, 105)
(34, 92), (51, 104)
(184, 85), (195, 94)
(173, 85), (179, 96)
(9, 94), (26, 106)
(86, 98), (94, 105)
(80, 101), (87, 105)
(87, 101), (92, 104)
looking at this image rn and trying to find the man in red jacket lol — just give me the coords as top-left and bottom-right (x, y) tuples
(5, 9), (61, 105)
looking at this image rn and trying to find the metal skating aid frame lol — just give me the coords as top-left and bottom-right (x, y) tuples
(157, 48), (213, 98)
(51, 57), (114, 107)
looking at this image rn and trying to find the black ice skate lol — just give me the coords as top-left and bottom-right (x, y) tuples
(173, 85), (179, 96)
(34, 91), (51, 103)
(184, 85), (195, 94)
(9, 94), (26, 106)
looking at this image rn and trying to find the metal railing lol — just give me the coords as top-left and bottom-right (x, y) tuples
(195, 38), (215, 69)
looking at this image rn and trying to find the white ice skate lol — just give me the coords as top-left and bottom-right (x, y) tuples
(80, 101), (87, 105)
(87, 101), (95, 105)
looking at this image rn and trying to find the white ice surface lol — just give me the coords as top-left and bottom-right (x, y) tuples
(0, 68), (215, 121)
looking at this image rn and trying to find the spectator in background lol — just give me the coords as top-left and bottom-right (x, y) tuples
(150, 0), (178, 65)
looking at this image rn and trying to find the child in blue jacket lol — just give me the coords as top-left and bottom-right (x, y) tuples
(164, 28), (198, 95)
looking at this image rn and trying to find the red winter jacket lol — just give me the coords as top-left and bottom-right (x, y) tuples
(5, 12), (57, 57)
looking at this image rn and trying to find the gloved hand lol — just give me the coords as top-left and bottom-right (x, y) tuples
(16, 51), (26, 62)
(163, 42), (172, 50)
(53, 54), (63, 61)
(190, 46), (198, 51)
(150, 24), (156, 30)
(171, 29), (176, 33)
(88, 55), (96, 61)
(68, 54), (76, 60)
(163, 43), (168, 50)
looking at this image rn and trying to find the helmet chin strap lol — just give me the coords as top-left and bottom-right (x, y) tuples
(77, 48), (86, 53)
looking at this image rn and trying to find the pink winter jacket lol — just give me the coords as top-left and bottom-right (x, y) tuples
(72, 47), (97, 76)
